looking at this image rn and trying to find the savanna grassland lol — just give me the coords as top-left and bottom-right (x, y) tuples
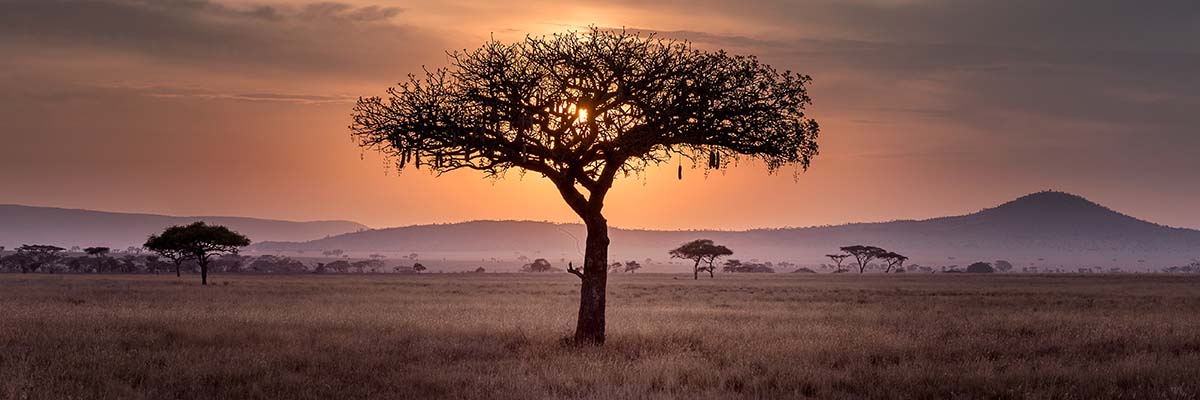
(2, 273), (1199, 399)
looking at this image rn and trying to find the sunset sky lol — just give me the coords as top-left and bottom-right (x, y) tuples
(1, 0), (1198, 230)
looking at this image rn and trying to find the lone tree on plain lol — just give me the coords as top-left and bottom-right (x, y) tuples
(826, 253), (850, 273)
(840, 245), (887, 274)
(144, 222), (250, 285)
(669, 239), (734, 280)
(351, 28), (820, 343)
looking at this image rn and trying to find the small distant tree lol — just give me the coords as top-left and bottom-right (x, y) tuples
(145, 222), (250, 285)
(722, 259), (742, 273)
(144, 241), (190, 278)
(609, 262), (624, 273)
(722, 259), (775, 273)
(623, 260), (642, 273)
(412, 262), (427, 273)
(994, 260), (1014, 273)
(326, 260), (352, 273)
(16, 245), (65, 273)
(826, 254), (850, 273)
(840, 245), (887, 274)
(669, 239), (734, 280)
(474, 266), (486, 273)
(966, 262), (995, 273)
(83, 246), (112, 273)
(84, 247), (110, 258)
(879, 251), (908, 273)
(521, 259), (555, 273)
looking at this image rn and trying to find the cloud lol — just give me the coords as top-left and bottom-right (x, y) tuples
(0, 0), (441, 82)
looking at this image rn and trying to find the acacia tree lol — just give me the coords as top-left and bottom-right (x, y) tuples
(840, 245), (887, 274)
(15, 245), (65, 273)
(826, 253), (850, 273)
(144, 222), (250, 285)
(351, 28), (820, 343)
(879, 251), (908, 273)
(144, 240), (189, 278)
(84, 247), (110, 273)
(669, 239), (734, 280)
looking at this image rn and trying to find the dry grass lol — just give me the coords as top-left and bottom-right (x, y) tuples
(2, 273), (1199, 399)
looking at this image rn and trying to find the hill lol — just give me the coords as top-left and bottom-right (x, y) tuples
(0, 205), (367, 248)
(252, 191), (1200, 269)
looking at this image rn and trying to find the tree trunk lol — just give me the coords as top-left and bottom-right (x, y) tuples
(574, 215), (609, 344)
(175, 261), (182, 278)
(708, 261), (715, 278)
(200, 260), (208, 286)
(693, 259), (701, 280)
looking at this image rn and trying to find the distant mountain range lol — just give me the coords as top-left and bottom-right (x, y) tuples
(251, 192), (1200, 269)
(3, 192), (1196, 269)
(0, 205), (367, 248)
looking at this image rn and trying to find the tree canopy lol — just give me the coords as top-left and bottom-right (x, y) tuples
(840, 245), (888, 274)
(669, 239), (734, 279)
(145, 222), (250, 285)
(351, 28), (819, 217)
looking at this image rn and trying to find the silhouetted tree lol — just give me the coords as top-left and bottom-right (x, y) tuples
(623, 260), (642, 273)
(722, 259), (775, 273)
(966, 262), (995, 273)
(15, 245), (65, 273)
(412, 262), (427, 273)
(352, 28), (820, 343)
(326, 260), (352, 273)
(669, 239), (734, 280)
(83, 246), (111, 273)
(248, 255), (308, 273)
(144, 222), (250, 285)
(84, 247), (110, 258)
(352, 259), (384, 273)
(840, 245), (887, 274)
(144, 238), (190, 278)
(994, 260), (1014, 273)
(879, 251), (908, 273)
(826, 254), (850, 273)
(521, 259), (555, 273)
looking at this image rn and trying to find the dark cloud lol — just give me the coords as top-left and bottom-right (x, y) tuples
(0, 0), (438, 80)
(617, 0), (1200, 148)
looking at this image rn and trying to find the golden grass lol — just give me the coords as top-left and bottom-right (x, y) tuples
(2, 273), (1199, 399)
